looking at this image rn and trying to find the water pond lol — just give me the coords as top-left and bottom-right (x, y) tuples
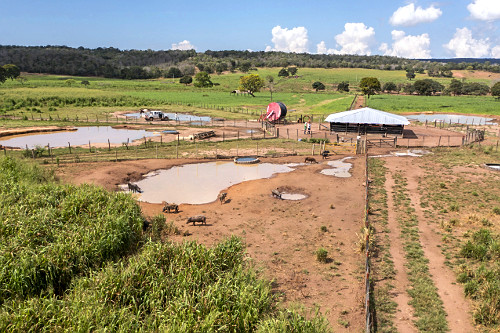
(0, 126), (159, 149)
(406, 114), (496, 125)
(126, 112), (212, 123)
(320, 157), (353, 177)
(135, 161), (296, 204)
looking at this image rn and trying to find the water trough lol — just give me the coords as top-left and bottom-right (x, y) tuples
(484, 163), (500, 171)
(234, 156), (260, 164)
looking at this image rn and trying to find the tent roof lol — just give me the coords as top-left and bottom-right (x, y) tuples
(324, 107), (410, 126)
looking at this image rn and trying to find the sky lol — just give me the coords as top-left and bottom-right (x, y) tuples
(1, 0), (500, 59)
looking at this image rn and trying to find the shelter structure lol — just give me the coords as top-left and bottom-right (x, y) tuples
(324, 107), (409, 136)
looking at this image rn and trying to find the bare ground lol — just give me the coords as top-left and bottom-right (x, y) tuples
(58, 155), (367, 331)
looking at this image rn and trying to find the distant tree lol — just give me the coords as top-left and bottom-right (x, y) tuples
(401, 83), (415, 94)
(215, 63), (228, 74)
(383, 82), (397, 93)
(196, 63), (205, 72)
(65, 79), (76, 86)
(337, 81), (350, 92)
(3, 64), (20, 80)
(239, 61), (252, 73)
(278, 68), (289, 77)
(447, 79), (463, 95)
(266, 75), (275, 101)
(406, 70), (416, 80)
(0, 66), (6, 84)
(359, 77), (381, 98)
(166, 67), (183, 78)
(179, 75), (193, 85)
(239, 74), (264, 97)
(462, 82), (490, 96)
(288, 66), (298, 76)
(194, 72), (213, 88)
(492, 82), (500, 99)
(312, 81), (325, 92)
(204, 65), (214, 74)
(413, 79), (443, 95)
(81, 80), (90, 87)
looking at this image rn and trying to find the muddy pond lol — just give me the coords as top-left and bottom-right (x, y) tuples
(133, 161), (297, 204)
(0, 126), (159, 149)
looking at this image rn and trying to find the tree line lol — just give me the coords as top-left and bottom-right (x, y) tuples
(1, 45), (500, 79)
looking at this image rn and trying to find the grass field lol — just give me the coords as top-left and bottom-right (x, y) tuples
(1, 68), (499, 120)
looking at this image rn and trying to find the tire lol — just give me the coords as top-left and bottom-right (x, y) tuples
(149, 117), (154, 121)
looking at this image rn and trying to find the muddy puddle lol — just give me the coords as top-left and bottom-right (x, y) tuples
(406, 113), (496, 125)
(0, 126), (159, 149)
(370, 149), (431, 158)
(280, 193), (307, 200)
(320, 157), (353, 177)
(134, 161), (296, 204)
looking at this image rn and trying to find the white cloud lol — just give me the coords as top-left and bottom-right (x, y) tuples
(171, 40), (196, 50)
(379, 30), (431, 59)
(444, 27), (490, 57)
(316, 41), (336, 54)
(265, 26), (309, 53)
(467, 0), (500, 21)
(491, 45), (500, 58)
(389, 3), (442, 26)
(327, 23), (375, 55)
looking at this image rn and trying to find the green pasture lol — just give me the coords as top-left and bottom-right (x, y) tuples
(1, 69), (499, 120)
(367, 95), (500, 116)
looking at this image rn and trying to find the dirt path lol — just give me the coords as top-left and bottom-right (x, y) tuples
(353, 95), (365, 110)
(384, 166), (417, 332)
(403, 161), (476, 333)
(384, 157), (476, 332)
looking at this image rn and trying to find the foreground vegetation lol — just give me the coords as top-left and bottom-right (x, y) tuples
(0, 156), (330, 331)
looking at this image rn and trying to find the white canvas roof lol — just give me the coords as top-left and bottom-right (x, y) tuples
(325, 107), (410, 126)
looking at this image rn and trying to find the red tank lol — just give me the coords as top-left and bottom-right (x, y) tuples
(265, 102), (287, 122)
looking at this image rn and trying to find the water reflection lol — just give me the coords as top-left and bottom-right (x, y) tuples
(136, 161), (295, 204)
(0, 126), (159, 149)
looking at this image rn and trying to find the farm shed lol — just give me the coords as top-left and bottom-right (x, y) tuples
(325, 107), (410, 135)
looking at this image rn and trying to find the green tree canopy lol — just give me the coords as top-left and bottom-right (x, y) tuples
(239, 74), (264, 97)
(359, 77), (381, 98)
(312, 81), (325, 92)
(413, 79), (444, 96)
(288, 67), (298, 76)
(383, 82), (397, 93)
(278, 68), (289, 77)
(447, 79), (463, 95)
(194, 72), (213, 88)
(266, 75), (275, 101)
(491, 82), (500, 99)
(337, 81), (350, 92)
(179, 75), (193, 85)
(3, 64), (20, 80)
(462, 82), (490, 96)
(166, 67), (183, 78)
(81, 80), (90, 87)
(239, 61), (252, 73)
(406, 70), (416, 80)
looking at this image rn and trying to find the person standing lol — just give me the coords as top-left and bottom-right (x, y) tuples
(304, 121), (308, 134)
(307, 121), (311, 134)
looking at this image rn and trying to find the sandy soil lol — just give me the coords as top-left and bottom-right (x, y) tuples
(58, 154), (367, 331)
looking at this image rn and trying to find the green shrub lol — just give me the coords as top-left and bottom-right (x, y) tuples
(316, 248), (328, 263)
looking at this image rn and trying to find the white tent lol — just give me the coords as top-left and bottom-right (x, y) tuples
(325, 107), (409, 125)
(325, 107), (409, 135)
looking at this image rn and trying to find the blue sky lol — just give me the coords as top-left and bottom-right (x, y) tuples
(1, 0), (499, 58)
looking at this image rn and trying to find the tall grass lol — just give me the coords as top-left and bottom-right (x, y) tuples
(0, 156), (143, 302)
(0, 237), (330, 332)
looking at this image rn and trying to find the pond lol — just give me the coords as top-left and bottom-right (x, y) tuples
(126, 112), (212, 123)
(0, 126), (159, 149)
(320, 157), (353, 177)
(406, 113), (496, 125)
(133, 161), (296, 204)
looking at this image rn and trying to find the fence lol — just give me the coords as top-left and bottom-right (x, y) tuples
(363, 152), (371, 332)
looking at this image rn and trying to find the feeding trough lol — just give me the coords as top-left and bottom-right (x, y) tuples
(264, 102), (287, 122)
(234, 156), (260, 164)
(162, 130), (179, 134)
(484, 163), (500, 172)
